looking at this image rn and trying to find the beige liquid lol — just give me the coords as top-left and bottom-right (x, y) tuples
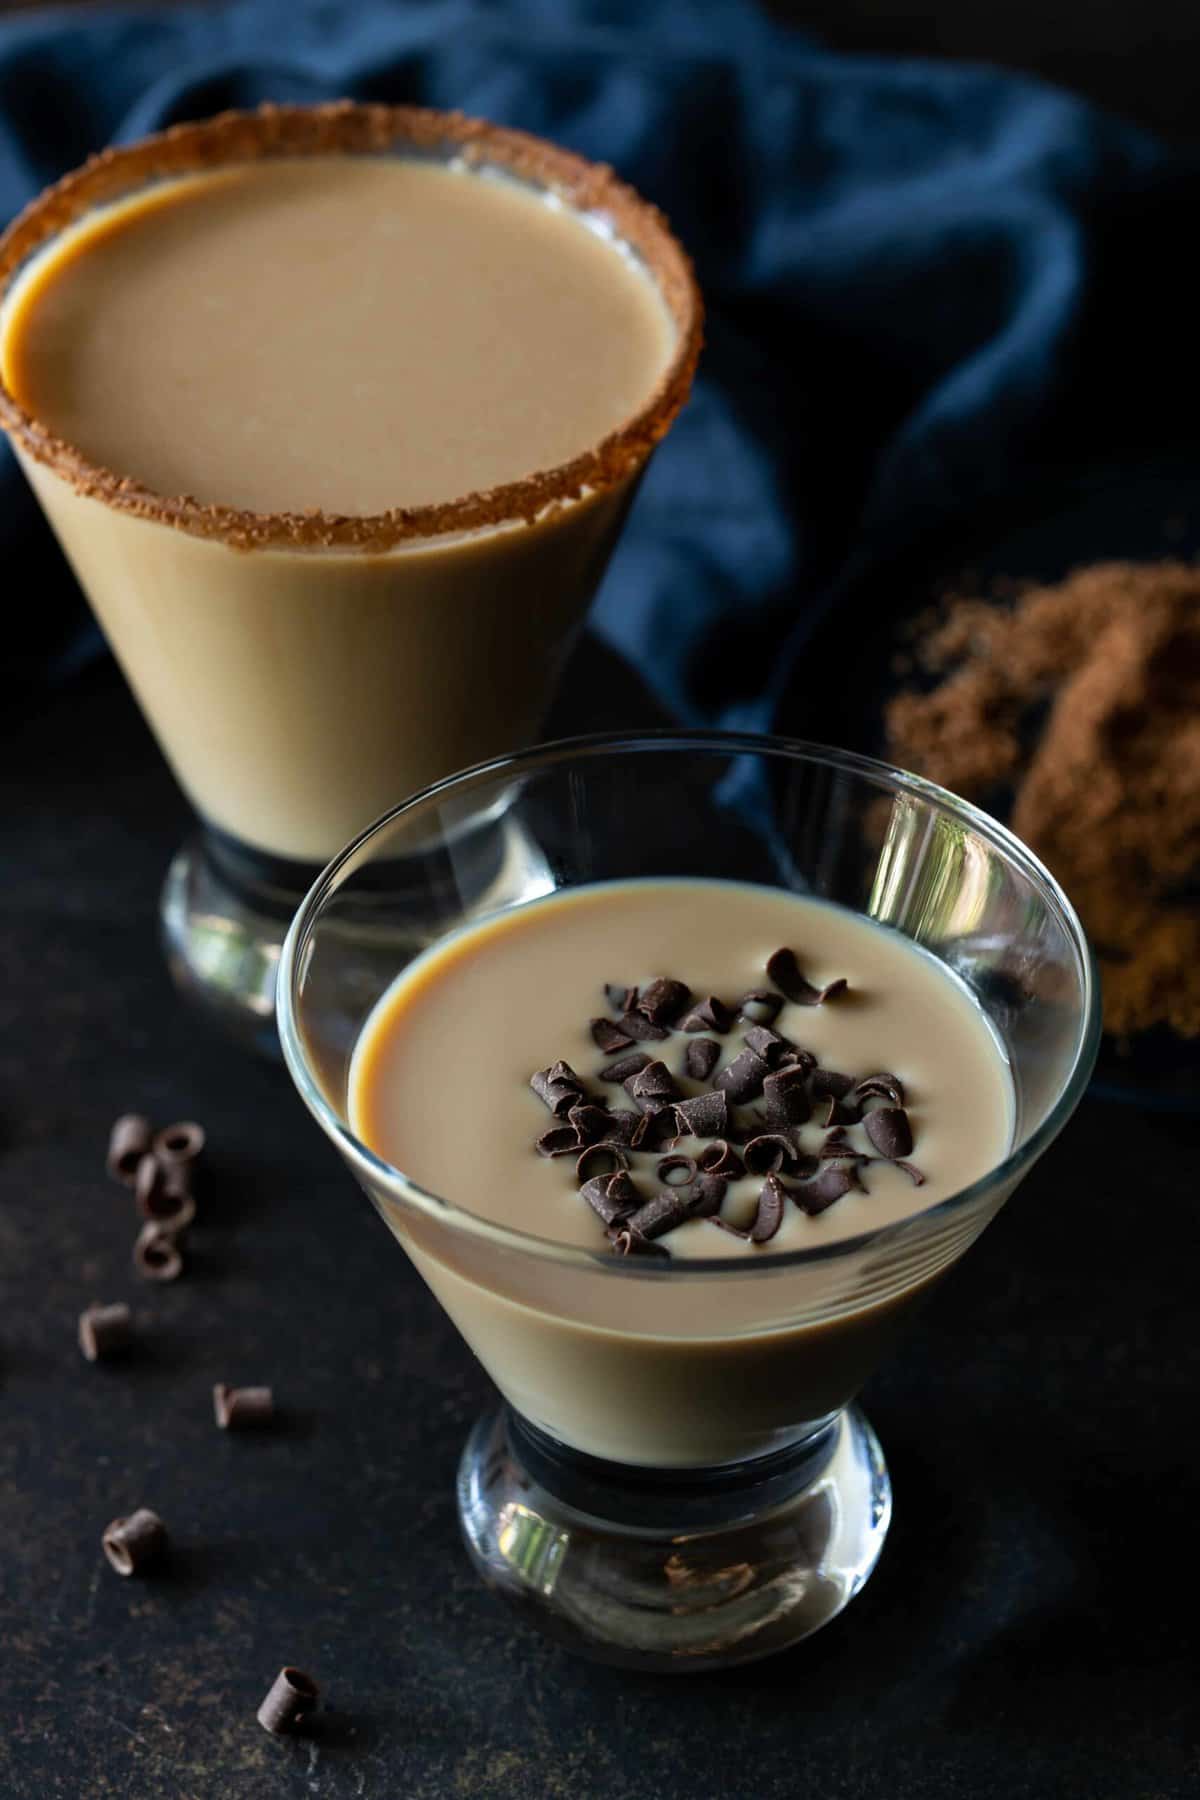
(0, 158), (677, 861)
(347, 880), (1015, 1464)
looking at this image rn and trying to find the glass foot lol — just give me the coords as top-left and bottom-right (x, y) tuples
(457, 1406), (891, 1671)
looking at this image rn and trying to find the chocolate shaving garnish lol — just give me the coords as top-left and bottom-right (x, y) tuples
(102, 1508), (166, 1577)
(657, 1154), (698, 1187)
(818, 978), (848, 1003)
(106, 1114), (152, 1186)
(536, 1124), (583, 1158)
(679, 995), (733, 1034)
(738, 989), (783, 1026)
(153, 1121), (206, 1166)
(600, 1110), (638, 1147)
(135, 1156), (195, 1230)
(896, 1160), (926, 1186)
(580, 1171), (639, 1227)
(605, 983), (638, 1014)
(630, 1106), (679, 1150)
(591, 1017), (634, 1054)
(855, 1073), (906, 1108)
(750, 1173), (787, 1243)
(599, 1051), (652, 1084)
(609, 1228), (671, 1259)
(624, 1060), (679, 1113)
(636, 977), (693, 1026)
(777, 1047), (817, 1076)
(810, 1069), (855, 1101)
(763, 1066), (811, 1127)
(576, 1143), (630, 1185)
(696, 1138), (744, 1178)
(625, 1190), (690, 1240)
(133, 1224), (184, 1282)
(684, 1172), (727, 1217)
(709, 1216), (752, 1240)
(568, 1103), (615, 1145)
(78, 1302), (133, 1362)
(618, 1011), (670, 1042)
(742, 1133), (801, 1175)
(794, 1158), (865, 1215)
(684, 1038), (721, 1081)
(671, 1090), (729, 1138)
(864, 1106), (914, 1160)
(766, 949), (847, 1006)
(530, 1061), (585, 1116)
(742, 1025), (793, 1066)
(715, 1045), (770, 1103)
(214, 1383), (275, 1430)
(257, 1667), (320, 1736)
(819, 1095), (860, 1128)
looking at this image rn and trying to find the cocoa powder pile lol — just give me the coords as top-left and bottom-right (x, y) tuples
(886, 561), (1200, 1039)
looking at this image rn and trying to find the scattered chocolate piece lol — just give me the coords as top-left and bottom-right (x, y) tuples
(895, 1160), (926, 1186)
(600, 1110), (638, 1147)
(715, 1045), (770, 1103)
(536, 1124), (582, 1158)
(818, 978), (849, 1003)
(738, 989), (783, 1026)
(599, 1050), (652, 1084)
(709, 1216), (752, 1240)
(763, 1066), (811, 1127)
(530, 1061), (585, 1116)
(576, 1143), (630, 1186)
(819, 1095), (859, 1129)
(625, 1190), (690, 1240)
(684, 1038), (721, 1082)
(630, 1107), (679, 1151)
(133, 1224), (184, 1283)
(766, 949), (847, 1006)
(78, 1302), (132, 1363)
(750, 1173), (787, 1243)
(624, 1060), (680, 1114)
(794, 1158), (864, 1215)
(102, 1508), (167, 1577)
(136, 1162), (197, 1233)
(106, 1114), (153, 1186)
(672, 1090), (729, 1138)
(679, 995), (733, 1034)
(657, 1154), (698, 1188)
(696, 1139), (744, 1179)
(684, 1172), (727, 1217)
(742, 1024), (794, 1066)
(855, 1073), (906, 1108)
(257, 1667), (320, 1736)
(636, 978), (693, 1026)
(580, 1171), (640, 1227)
(213, 1383), (275, 1430)
(605, 983), (638, 1014)
(568, 1103), (616, 1145)
(810, 1069), (855, 1101)
(777, 1047), (817, 1076)
(618, 1011), (670, 1042)
(153, 1121), (206, 1166)
(864, 1106), (914, 1160)
(609, 1228), (671, 1259)
(590, 1017), (634, 1054)
(742, 1133), (801, 1176)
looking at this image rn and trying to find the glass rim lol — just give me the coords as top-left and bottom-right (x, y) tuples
(0, 101), (702, 553)
(277, 729), (1102, 1278)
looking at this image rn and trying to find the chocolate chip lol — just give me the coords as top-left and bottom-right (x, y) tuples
(78, 1302), (133, 1363)
(794, 1158), (864, 1215)
(696, 1138), (744, 1178)
(684, 1172), (727, 1217)
(106, 1114), (152, 1186)
(855, 1073), (906, 1108)
(742, 1133), (800, 1175)
(133, 1224), (184, 1283)
(214, 1384), (275, 1429)
(599, 1051), (652, 1084)
(618, 1011), (670, 1042)
(636, 978), (693, 1026)
(605, 983), (638, 1014)
(672, 1090), (729, 1138)
(750, 1173), (787, 1243)
(715, 1045), (770, 1103)
(895, 1160), (926, 1186)
(576, 1143), (630, 1186)
(257, 1667), (320, 1736)
(591, 1017), (634, 1054)
(679, 996), (734, 1034)
(568, 1103), (616, 1145)
(763, 1065), (811, 1127)
(739, 989), (783, 1026)
(609, 1228), (671, 1259)
(153, 1121), (206, 1166)
(624, 1060), (679, 1113)
(864, 1106), (914, 1160)
(625, 1190), (690, 1240)
(630, 1106), (679, 1150)
(580, 1171), (639, 1227)
(657, 1154), (698, 1188)
(536, 1124), (582, 1158)
(530, 1061), (585, 1116)
(684, 1038), (721, 1081)
(102, 1508), (167, 1577)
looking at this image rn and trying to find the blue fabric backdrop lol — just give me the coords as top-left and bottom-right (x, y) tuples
(1, 0), (1193, 723)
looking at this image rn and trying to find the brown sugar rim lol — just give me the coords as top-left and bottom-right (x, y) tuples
(0, 101), (703, 552)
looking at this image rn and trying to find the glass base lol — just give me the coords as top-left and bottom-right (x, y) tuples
(457, 1405), (891, 1671)
(160, 811), (556, 1056)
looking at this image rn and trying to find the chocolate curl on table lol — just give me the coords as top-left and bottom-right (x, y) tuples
(153, 1121), (206, 1167)
(134, 1156), (196, 1232)
(106, 1114), (153, 1185)
(102, 1508), (167, 1577)
(257, 1667), (320, 1735)
(133, 1223), (184, 1283)
(530, 1061), (585, 1116)
(78, 1302), (132, 1362)
(213, 1383), (275, 1430)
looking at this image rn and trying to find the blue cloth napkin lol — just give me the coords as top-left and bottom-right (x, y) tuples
(1, 0), (1189, 720)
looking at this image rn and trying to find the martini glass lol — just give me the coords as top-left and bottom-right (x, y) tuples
(277, 733), (1099, 1670)
(0, 105), (700, 1052)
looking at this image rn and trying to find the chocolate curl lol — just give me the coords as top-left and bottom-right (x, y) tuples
(715, 1045), (770, 1103)
(136, 1160), (196, 1232)
(684, 1038), (721, 1082)
(153, 1121), (206, 1167)
(106, 1114), (152, 1185)
(635, 977), (693, 1026)
(133, 1223), (184, 1283)
(766, 948), (847, 1006)
(530, 1061), (584, 1116)
(78, 1302), (132, 1363)
(738, 989), (783, 1026)
(696, 1139), (744, 1179)
(763, 1066), (811, 1127)
(257, 1667), (320, 1735)
(102, 1508), (167, 1577)
(679, 996), (733, 1034)
(590, 1017), (634, 1054)
(672, 1090), (729, 1139)
(213, 1384), (275, 1430)
(581, 1170), (641, 1228)
(864, 1106), (915, 1160)
(750, 1174), (787, 1243)
(598, 1051), (652, 1085)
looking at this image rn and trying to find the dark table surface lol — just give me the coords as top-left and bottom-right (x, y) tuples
(3, 643), (1198, 1800)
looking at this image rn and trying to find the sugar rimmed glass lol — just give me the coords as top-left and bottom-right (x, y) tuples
(277, 732), (1100, 1670)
